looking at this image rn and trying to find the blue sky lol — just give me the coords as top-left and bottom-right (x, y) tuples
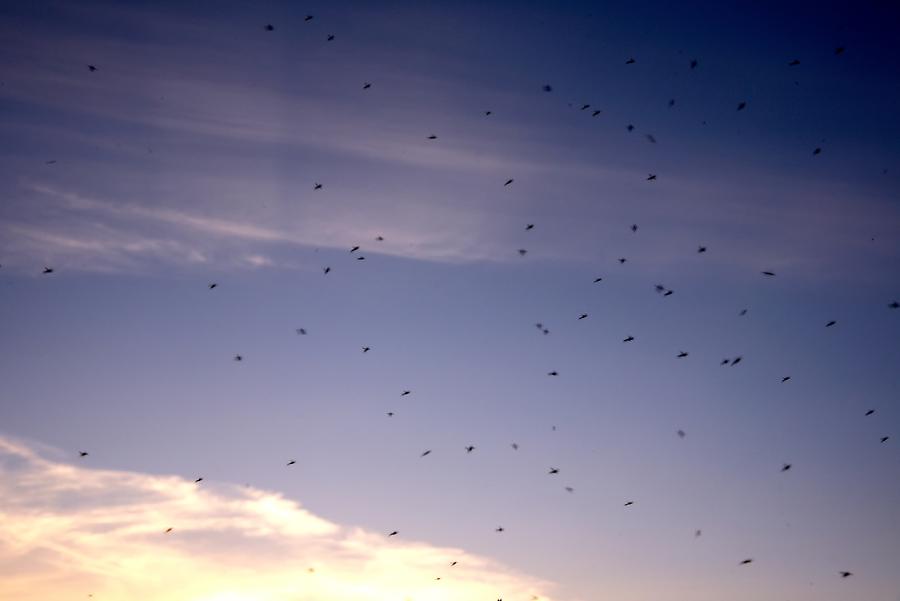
(1, 1), (899, 600)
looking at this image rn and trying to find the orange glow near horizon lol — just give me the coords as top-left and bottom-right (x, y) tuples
(0, 437), (555, 601)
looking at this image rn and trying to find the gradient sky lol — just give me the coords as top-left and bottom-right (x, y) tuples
(1, 1), (900, 600)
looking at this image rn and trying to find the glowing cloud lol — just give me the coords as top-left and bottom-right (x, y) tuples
(0, 437), (555, 601)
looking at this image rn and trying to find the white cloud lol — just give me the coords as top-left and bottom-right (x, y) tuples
(0, 436), (556, 601)
(243, 254), (274, 268)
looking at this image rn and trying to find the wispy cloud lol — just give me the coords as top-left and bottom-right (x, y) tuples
(6, 171), (897, 282)
(5, 183), (513, 269)
(0, 436), (556, 601)
(1, 222), (209, 273)
(2, 4), (897, 281)
(0, 11), (591, 179)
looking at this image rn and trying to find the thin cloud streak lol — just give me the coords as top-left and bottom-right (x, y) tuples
(0, 436), (556, 601)
(1, 222), (209, 273)
(12, 183), (509, 267)
(5, 172), (895, 282)
(0, 21), (595, 179)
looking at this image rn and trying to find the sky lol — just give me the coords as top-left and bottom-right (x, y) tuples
(0, 1), (899, 600)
